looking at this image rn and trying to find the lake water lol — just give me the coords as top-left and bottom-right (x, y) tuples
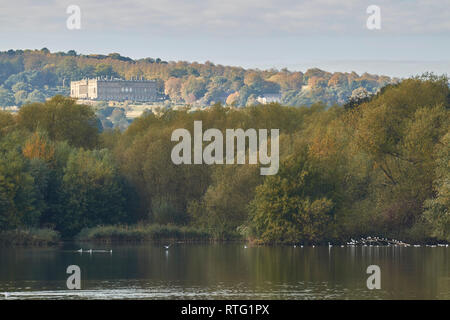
(0, 243), (448, 300)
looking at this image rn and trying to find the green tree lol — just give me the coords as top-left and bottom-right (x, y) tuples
(95, 64), (118, 78)
(17, 95), (99, 149)
(0, 111), (15, 132)
(0, 87), (14, 107)
(248, 151), (334, 243)
(14, 90), (28, 105)
(0, 133), (40, 230)
(424, 133), (450, 241)
(56, 148), (127, 236)
(181, 76), (207, 103)
(11, 82), (31, 93)
(188, 165), (262, 238)
(27, 89), (46, 103)
(347, 76), (449, 233)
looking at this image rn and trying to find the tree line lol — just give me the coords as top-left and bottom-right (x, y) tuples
(0, 75), (448, 243)
(0, 49), (396, 108)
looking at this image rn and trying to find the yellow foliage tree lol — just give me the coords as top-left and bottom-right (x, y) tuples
(22, 132), (55, 162)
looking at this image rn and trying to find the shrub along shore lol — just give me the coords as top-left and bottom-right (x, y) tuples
(1, 225), (446, 246)
(0, 225), (242, 246)
(0, 228), (60, 246)
(75, 224), (231, 243)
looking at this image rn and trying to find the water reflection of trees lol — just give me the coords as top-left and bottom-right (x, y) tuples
(0, 245), (448, 298)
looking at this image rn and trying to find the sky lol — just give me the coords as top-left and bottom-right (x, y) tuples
(1, 0), (449, 77)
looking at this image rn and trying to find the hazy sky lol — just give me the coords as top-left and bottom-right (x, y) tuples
(1, 0), (449, 77)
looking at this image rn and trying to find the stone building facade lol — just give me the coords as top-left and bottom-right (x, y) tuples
(70, 78), (158, 102)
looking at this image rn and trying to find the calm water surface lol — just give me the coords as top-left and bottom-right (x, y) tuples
(0, 243), (449, 299)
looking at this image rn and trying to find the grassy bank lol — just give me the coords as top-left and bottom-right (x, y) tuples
(0, 228), (61, 246)
(75, 224), (223, 243)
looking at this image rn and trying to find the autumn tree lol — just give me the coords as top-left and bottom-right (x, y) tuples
(17, 95), (99, 149)
(22, 131), (55, 162)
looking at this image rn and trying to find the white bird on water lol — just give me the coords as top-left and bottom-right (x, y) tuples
(328, 242), (332, 248)
(244, 245), (248, 249)
(164, 245), (171, 250)
(76, 248), (111, 254)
